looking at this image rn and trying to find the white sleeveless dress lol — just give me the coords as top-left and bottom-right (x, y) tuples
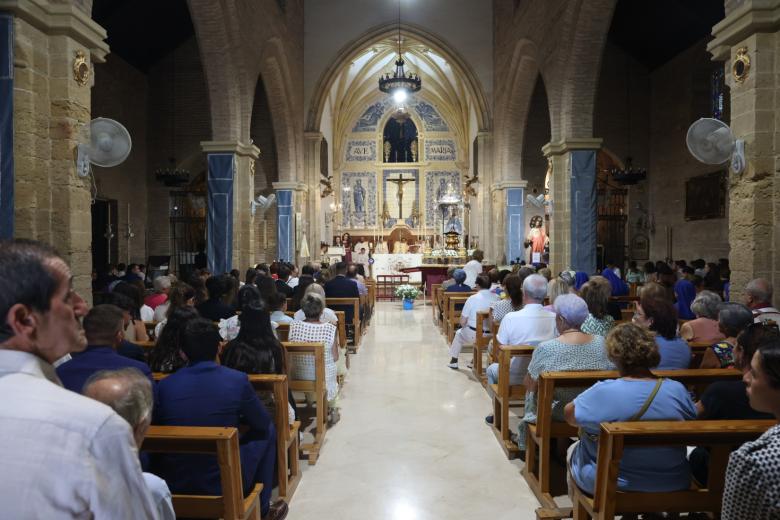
(289, 321), (338, 401)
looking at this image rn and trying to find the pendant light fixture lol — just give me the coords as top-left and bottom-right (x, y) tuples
(378, 0), (421, 103)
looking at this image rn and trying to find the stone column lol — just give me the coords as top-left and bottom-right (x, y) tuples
(272, 181), (308, 263)
(200, 140), (260, 273)
(709, 2), (780, 304)
(474, 132), (495, 260)
(2, 0), (108, 300)
(543, 138), (602, 274)
(490, 181), (527, 265)
(303, 131), (323, 259)
(0, 12), (12, 238)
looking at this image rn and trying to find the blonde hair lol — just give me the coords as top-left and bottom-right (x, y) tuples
(605, 322), (660, 373)
(547, 278), (570, 306)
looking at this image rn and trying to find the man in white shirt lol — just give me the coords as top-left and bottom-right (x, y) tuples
(463, 249), (485, 288)
(84, 368), (176, 520)
(745, 278), (780, 326)
(486, 274), (557, 386)
(0, 239), (157, 518)
(447, 274), (498, 369)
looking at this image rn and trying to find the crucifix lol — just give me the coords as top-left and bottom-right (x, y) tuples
(386, 173), (416, 219)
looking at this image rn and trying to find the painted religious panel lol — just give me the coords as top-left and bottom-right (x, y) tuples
(413, 101), (449, 132)
(341, 172), (377, 228)
(345, 140), (376, 162)
(352, 102), (385, 132)
(425, 171), (460, 227)
(424, 139), (456, 162)
(382, 169), (419, 228)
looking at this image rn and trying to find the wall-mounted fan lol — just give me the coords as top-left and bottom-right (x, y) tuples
(251, 193), (276, 217)
(686, 117), (745, 174)
(76, 117), (132, 178)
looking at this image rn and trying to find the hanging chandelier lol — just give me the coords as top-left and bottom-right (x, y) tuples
(378, 0), (421, 103)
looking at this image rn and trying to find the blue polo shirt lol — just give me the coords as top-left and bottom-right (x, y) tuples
(56, 344), (153, 394)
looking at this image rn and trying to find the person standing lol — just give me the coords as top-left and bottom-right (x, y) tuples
(463, 249), (485, 289)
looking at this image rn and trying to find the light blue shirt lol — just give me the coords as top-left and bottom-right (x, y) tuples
(655, 336), (691, 370)
(571, 378), (696, 494)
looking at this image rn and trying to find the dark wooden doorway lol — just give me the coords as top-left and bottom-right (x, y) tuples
(91, 198), (119, 271)
(596, 151), (628, 270)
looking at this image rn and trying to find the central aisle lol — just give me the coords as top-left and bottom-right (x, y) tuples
(287, 301), (540, 520)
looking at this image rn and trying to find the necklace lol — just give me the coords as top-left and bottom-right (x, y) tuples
(559, 328), (581, 335)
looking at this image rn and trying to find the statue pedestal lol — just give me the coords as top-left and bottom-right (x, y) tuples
(444, 231), (460, 250)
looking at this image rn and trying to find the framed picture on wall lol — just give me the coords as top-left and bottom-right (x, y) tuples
(631, 234), (650, 260)
(685, 171), (727, 221)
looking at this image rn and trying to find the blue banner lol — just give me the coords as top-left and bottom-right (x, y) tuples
(0, 13), (13, 239)
(276, 189), (293, 262)
(505, 187), (524, 264)
(571, 150), (597, 273)
(206, 153), (234, 274)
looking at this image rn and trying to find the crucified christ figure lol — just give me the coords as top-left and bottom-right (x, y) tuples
(386, 174), (415, 219)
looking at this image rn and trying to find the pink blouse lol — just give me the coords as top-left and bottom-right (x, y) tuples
(684, 317), (725, 344)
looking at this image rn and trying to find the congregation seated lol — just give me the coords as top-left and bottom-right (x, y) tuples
(579, 277), (615, 337)
(633, 294), (690, 369)
(699, 302), (754, 369)
(153, 281), (196, 338)
(564, 323), (697, 495)
(542, 277), (570, 313)
(601, 267), (628, 297)
(112, 281), (152, 341)
(446, 274), (498, 369)
(690, 323), (777, 485)
(293, 283), (338, 325)
(287, 263), (301, 289)
(489, 274), (523, 326)
(444, 268), (472, 293)
(463, 249), (484, 288)
(153, 318), (288, 519)
(346, 264), (368, 295)
(721, 334), (780, 519)
(289, 294), (341, 424)
(100, 292), (147, 362)
(680, 290), (725, 343)
(324, 262), (360, 324)
(148, 306), (198, 373)
(57, 304), (153, 393)
(245, 266), (259, 287)
(441, 266), (457, 290)
(196, 274), (236, 321)
(83, 368), (175, 520)
(275, 264), (295, 297)
(219, 284), (264, 341)
(673, 278), (697, 320)
(516, 294), (615, 454)
(270, 292), (294, 325)
(144, 275), (171, 311)
(745, 277), (780, 326)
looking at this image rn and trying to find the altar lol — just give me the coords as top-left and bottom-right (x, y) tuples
(371, 253), (423, 283)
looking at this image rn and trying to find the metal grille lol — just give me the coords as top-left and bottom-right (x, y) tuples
(169, 189), (206, 279)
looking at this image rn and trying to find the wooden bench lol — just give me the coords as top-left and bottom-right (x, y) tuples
(283, 341), (327, 465)
(689, 341), (711, 367)
(470, 310), (492, 386)
(526, 368), (744, 516)
(571, 419), (774, 520)
(142, 425), (263, 520)
(276, 323), (290, 342)
(333, 311), (348, 370)
(487, 343), (535, 458)
(430, 283), (442, 317)
(143, 320), (158, 338)
(326, 297), (361, 351)
(445, 294), (472, 344)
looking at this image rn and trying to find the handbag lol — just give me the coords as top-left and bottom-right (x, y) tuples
(580, 378), (664, 442)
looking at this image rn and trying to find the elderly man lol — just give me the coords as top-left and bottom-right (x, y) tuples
(84, 368), (175, 519)
(745, 278), (780, 326)
(0, 239), (156, 517)
(447, 274), (498, 369)
(485, 274), (557, 423)
(145, 275), (171, 310)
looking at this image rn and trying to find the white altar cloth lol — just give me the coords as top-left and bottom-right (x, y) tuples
(371, 253), (423, 283)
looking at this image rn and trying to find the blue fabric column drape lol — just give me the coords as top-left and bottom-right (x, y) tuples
(206, 153), (234, 274)
(571, 150), (598, 274)
(505, 187), (524, 264)
(0, 13), (13, 239)
(276, 189), (293, 262)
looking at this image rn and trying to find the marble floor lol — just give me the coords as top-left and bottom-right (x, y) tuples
(287, 301), (541, 520)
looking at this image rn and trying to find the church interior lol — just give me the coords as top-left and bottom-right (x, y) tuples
(2, 0), (780, 519)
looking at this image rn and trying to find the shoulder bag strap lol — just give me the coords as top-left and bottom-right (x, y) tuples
(628, 377), (664, 421)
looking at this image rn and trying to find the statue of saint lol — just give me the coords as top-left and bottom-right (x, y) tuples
(393, 238), (409, 254)
(524, 215), (548, 264)
(353, 179), (366, 214)
(444, 206), (462, 234)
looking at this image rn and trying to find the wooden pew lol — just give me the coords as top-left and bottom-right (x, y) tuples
(142, 425), (263, 520)
(430, 283), (442, 316)
(487, 343), (535, 458)
(247, 374), (301, 500)
(471, 310), (492, 386)
(333, 311), (349, 370)
(283, 341), (328, 465)
(571, 419), (774, 520)
(689, 341), (711, 367)
(445, 294), (472, 343)
(526, 368), (743, 515)
(276, 323), (290, 342)
(326, 297), (361, 351)
(488, 318), (500, 365)
(143, 320), (158, 338)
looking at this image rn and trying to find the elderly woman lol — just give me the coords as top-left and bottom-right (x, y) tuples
(515, 294), (615, 455)
(699, 302), (754, 369)
(543, 278), (571, 312)
(293, 283), (338, 324)
(445, 269), (472, 292)
(679, 290), (725, 344)
(633, 294), (691, 369)
(565, 323), (697, 495)
(580, 277), (615, 337)
(289, 293), (341, 423)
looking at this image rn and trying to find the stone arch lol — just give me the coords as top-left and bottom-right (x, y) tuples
(307, 22), (491, 133)
(521, 74), (552, 193)
(250, 75), (279, 191)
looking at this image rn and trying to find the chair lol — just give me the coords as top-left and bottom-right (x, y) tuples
(142, 425), (262, 520)
(571, 419), (774, 519)
(283, 341), (327, 465)
(487, 343), (535, 458)
(471, 310), (492, 386)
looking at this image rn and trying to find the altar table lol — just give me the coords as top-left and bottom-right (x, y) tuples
(371, 254), (423, 283)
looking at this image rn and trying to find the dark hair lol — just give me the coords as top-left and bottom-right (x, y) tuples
(205, 274), (232, 301)
(255, 263), (269, 275)
(166, 282), (196, 318)
(237, 284), (262, 311)
(301, 264), (315, 276)
(245, 268), (258, 285)
(580, 280), (610, 319)
(757, 336), (780, 389)
(639, 294), (679, 340)
(221, 301), (285, 374)
(117, 263), (127, 272)
(497, 269), (511, 284)
(269, 291), (287, 311)
(188, 276), (208, 306)
(292, 277), (316, 310)
(229, 269), (240, 280)
(83, 305), (125, 344)
(111, 282), (143, 319)
(148, 306), (199, 373)
(475, 274), (491, 290)
(277, 264), (291, 280)
(256, 276), (278, 307)
(334, 261), (348, 275)
(643, 261), (656, 274)
(504, 275), (523, 306)
(269, 261), (279, 275)
(346, 264), (358, 279)
(101, 292), (135, 315)
(181, 318), (221, 363)
(736, 323), (780, 371)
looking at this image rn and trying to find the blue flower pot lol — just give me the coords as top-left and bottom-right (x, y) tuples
(403, 298), (414, 310)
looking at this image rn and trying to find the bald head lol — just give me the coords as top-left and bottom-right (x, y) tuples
(83, 368), (153, 447)
(746, 278), (774, 308)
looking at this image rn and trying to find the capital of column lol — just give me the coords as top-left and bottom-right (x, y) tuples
(200, 140), (260, 159)
(304, 131), (324, 142)
(0, 0), (109, 61)
(709, 0), (780, 60)
(490, 180), (528, 193)
(542, 138), (603, 157)
(272, 181), (308, 193)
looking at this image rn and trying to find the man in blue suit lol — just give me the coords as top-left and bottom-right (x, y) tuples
(324, 261), (360, 325)
(153, 318), (288, 520)
(57, 304), (153, 393)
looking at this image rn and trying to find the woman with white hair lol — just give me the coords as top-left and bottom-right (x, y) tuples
(679, 290), (725, 344)
(293, 283), (338, 325)
(514, 294), (616, 455)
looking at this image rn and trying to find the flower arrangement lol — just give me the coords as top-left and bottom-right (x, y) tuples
(395, 284), (421, 301)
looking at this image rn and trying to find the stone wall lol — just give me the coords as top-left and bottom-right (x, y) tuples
(91, 54), (149, 265)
